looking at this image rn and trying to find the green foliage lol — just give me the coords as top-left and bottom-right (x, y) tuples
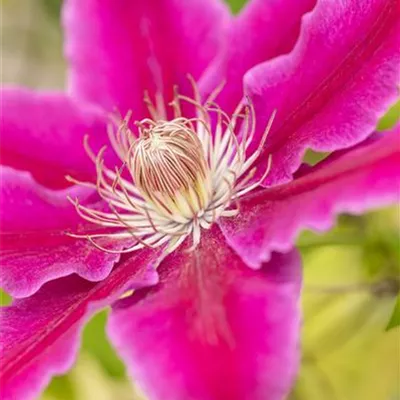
(44, 310), (127, 398)
(387, 295), (400, 331)
(41, 0), (63, 21)
(81, 310), (126, 378)
(224, 0), (248, 13)
(378, 100), (400, 130)
(44, 375), (74, 400)
(0, 289), (12, 306)
(292, 207), (400, 400)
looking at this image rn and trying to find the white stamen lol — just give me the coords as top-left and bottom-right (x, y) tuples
(68, 79), (275, 254)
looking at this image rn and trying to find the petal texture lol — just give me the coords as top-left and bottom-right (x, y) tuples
(244, 0), (400, 185)
(220, 127), (400, 268)
(200, 0), (316, 113)
(0, 167), (126, 298)
(0, 248), (163, 400)
(108, 227), (301, 400)
(63, 0), (231, 117)
(0, 88), (111, 188)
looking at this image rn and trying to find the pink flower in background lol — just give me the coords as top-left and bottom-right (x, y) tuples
(1, 1), (399, 400)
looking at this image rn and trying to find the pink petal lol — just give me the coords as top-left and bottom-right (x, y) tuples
(200, 0), (316, 113)
(220, 127), (400, 269)
(108, 227), (301, 400)
(0, 167), (129, 298)
(244, 0), (400, 185)
(0, 88), (112, 188)
(0, 248), (163, 400)
(63, 0), (231, 117)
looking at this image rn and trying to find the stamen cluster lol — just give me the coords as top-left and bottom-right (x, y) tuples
(68, 80), (275, 254)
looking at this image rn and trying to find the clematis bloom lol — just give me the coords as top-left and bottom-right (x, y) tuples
(0, 1), (399, 400)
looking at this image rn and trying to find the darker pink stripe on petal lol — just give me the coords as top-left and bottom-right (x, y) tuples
(108, 227), (301, 400)
(220, 127), (400, 268)
(244, 0), (400, 185)
(0, 248), (163, 400)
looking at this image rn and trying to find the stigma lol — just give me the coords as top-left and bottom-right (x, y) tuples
(67, 78), (275, 254)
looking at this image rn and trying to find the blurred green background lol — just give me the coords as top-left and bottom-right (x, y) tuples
(1, 0), (399, 399)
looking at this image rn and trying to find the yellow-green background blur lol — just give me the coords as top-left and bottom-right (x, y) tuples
(1, 1), (399, 399)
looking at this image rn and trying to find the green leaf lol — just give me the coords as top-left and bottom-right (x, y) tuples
(0, 289), (12, 306)
(82, 309), (126, 378)
(41, 0), (63, 21)
(224, 0), (248, 13)
(386, 295), (400, 331)
(377, 100), (400, 131)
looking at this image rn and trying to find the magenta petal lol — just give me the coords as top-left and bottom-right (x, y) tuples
(108, 228), (301, 400)
(0, 248), (163, 400)
(63, 0), (231, 117)
(220, 127), (400, 269)
(200, 0), (316, 113)
(244, 0), (400, 185)
(0, 88), (111, 188)
(0, 167), (129, 298)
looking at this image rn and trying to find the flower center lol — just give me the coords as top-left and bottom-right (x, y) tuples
(131, 120), (211, 222)
(67, 79), (275, 254)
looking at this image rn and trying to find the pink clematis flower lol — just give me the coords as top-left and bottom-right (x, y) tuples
(1, 0), (399, 399)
